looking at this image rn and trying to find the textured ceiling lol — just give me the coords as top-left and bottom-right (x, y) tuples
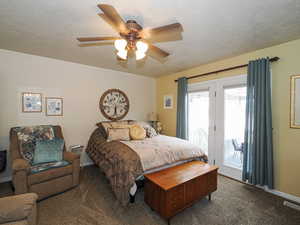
(0, 0), (300, 77)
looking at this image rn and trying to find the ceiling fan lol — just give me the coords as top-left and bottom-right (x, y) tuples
(77, 4), (183, 61)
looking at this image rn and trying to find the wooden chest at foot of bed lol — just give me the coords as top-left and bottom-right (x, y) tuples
(144, 161), (218, 224)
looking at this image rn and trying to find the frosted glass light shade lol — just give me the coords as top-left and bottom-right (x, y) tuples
(117, 50), (127, 60)
(114, 39), (127, 51)
(136, 41), (148, 52)
(136, 50), (146, 60)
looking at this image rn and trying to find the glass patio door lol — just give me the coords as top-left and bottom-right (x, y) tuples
(188, 75), (247, 180)
(188, 91), (210, 155)
(188, 82), (216, 165)
(223, 86), (246, 169)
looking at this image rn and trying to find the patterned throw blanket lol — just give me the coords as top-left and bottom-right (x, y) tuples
(86, 127), (207, 206)
(14, 125), (55, 164)
(86, 128), (143, 206)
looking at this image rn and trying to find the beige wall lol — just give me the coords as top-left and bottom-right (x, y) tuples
(0, 49), (156, 181)
(156, 38), (300, 197)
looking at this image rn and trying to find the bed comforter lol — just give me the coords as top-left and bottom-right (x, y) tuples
(86, 127), (207, 206)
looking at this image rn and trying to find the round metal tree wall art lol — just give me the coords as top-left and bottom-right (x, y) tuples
(99, 89), (129, 121)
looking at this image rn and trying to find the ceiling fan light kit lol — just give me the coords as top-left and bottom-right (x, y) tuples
(114, 39), (127, 51)
(77, 4), (183, 62)
(136, 51), (146, 60)
(117, 49), (128, 60)
(114, 39), (149, 60)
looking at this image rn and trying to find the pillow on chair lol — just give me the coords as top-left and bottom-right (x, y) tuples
(33, 138), (64, 165)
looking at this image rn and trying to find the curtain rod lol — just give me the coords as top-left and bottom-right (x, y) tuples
(174, 56), (280, 82)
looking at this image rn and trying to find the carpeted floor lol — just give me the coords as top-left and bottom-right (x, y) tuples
(1, 165), (300, 225)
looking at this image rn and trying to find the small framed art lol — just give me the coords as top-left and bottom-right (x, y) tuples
(22, 92), (42, 113)
(46, 97), (63, 116)
(163, 95), (173, 109)
(290, 74), (300, 128)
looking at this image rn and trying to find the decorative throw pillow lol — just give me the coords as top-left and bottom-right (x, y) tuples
(129, 121), (158, 138)
(33, 138), (64, 165)
(15, 125), (55, 164)
(144, 126), (157, 138)
(107, 128), (130, 141)
(129, 124), (146, 140)
(98, 121), (129, 136)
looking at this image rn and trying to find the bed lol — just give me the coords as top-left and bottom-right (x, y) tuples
(86, 121), (207, 206)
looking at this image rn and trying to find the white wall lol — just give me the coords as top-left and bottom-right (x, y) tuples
(0, 49), (156, 181)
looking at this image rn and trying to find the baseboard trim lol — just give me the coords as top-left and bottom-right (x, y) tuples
(218, 173), (300, 204)
(263, 187), (300, 204)
(283, 200), (300, 211)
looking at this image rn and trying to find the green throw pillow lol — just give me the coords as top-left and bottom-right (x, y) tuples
(33, 138), (64, 165)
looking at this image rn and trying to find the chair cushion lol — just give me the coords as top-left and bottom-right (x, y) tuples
(29, 162), (72, 185)
(30, 160), (70, 175)
(33, 138), (64, 165)
(14, 125), (55, 164)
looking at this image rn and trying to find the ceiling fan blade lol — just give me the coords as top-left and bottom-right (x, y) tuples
(149, 44), (170, 58)
(97, 4), (129, 34)
(98, 13), (121, 33)
(145, 31), (183, 43)
(77, 37), (120, 42)
(141, 23), (183, 39)
(78, 42), (114, 47)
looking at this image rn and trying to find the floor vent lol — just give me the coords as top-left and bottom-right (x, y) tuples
(283, 200), (300, 211)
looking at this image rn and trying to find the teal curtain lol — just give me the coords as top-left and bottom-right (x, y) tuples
(176, 77), (188, 139)
(242, 58), (274, 189)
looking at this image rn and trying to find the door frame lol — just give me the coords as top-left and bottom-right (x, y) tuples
(188, 74), (247, 180)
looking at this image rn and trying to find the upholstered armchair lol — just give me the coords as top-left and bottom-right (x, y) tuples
(0, 193), (38, 225)
(10, 126), (80, 200)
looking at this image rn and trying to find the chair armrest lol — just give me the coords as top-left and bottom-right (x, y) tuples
(64, 151), (80, 187)
(0, 193), (38, 224)
(63, 151), (80, 163)
(12, 158), (30, 172)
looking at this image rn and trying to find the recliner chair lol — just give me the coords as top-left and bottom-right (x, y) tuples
(0, 193), (38, 225)
(10, 126), (80, 200)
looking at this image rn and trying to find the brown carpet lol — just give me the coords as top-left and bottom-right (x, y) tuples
(1, 165), (300, 225)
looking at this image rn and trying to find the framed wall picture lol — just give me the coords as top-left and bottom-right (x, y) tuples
(290, 74), (300, 128)
(46, 97), (63, 116)
(163, 95), (173, 109)
(22, 92), (42, 113)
